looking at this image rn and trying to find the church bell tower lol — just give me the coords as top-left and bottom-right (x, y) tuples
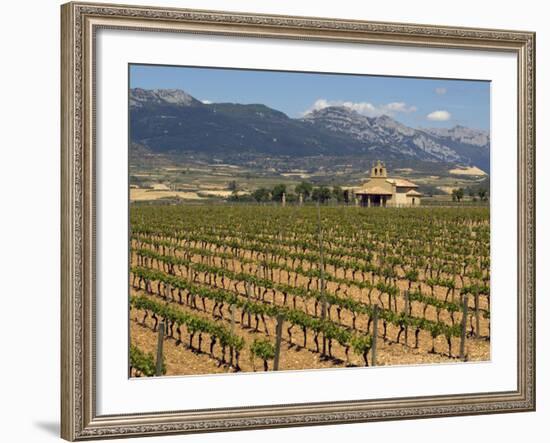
(370, 160), (387, 178)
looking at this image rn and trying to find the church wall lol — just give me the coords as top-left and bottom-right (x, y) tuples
(394, 192), (409, 206)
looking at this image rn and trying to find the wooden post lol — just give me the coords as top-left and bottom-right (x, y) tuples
(316, 202), (327, 356)
(474, 292), (480, 338)
(273, 314), (284, 371)
(460, 294), (469, 361)
(371, 305), (379, 366)
(282, 192), (286, 207)
(230, 305), (235, 369)
(404, 290), (410, 346)
(245, 282), (252, 327)
(155, 321), (165, 376)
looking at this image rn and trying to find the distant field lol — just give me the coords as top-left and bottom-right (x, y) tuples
(130, 189), (203, 201)
(129, 160), (488, 202)
(449, 166), (488, 176)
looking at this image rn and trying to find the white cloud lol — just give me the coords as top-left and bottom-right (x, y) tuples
(303, 98), (417, 117)
(384, 102), (418, 113)
(427, 110), (452, 121)
(435, 87), (447, 95)
(201, 99), (213, 104)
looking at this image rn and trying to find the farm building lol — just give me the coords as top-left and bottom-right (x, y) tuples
(351, 160), (422, 207)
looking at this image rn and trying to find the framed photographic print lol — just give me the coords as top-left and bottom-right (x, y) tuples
(61, 1), (536, 440)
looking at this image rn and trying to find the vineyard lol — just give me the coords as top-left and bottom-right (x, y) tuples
(128, 204), (490, 377)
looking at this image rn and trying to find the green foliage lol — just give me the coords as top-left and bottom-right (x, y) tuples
(312, 186), (332, 203)
(285, 192), (299, 203)
(130, 294), (244, 351)
(227, 191), (255, 202)
(477, 188), (488, 201)
(295, 181), (313, 199)
(405, 269), (419, 282)
(252, 187), (271, 203)
(250, 338), (276, 361)
(332, 185), (346, 202)
(271, 184), (287, 202)
(130, 344), (165, 376)
(351, 335), (372, 354)
(452, 188), (465, 202)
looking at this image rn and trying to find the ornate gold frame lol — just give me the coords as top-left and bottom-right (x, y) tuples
(61, 2), (536, 440)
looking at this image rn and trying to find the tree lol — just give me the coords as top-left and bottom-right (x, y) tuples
(477, 188), (488, 201)
(227, 180), (238, 192)
(271, 184), (287, 202)
(252, 187), (270, 203)
(312, 186), (332, 203)
(227, 189), (239, 201)
(332, 185), (345, 203)
(227, 189), (255, 202)
(295, 181), (313, 200)
(452, 188), (464, 202)
(285, 192), (298, 203)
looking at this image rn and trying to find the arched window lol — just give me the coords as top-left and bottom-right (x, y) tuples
(374, 168), (378, 175)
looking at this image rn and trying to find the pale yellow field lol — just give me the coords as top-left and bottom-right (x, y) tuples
(449, 166), (487, 176)
(130, 188), (203, 201)
(436, 186), (458, 195)
(198, 190), (234, 197)
(151, 183), (171, 190)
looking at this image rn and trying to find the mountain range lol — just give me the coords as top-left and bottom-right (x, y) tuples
(130, 88), (490, 172)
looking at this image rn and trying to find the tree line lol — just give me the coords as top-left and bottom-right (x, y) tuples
(452, 187), (489, 202)
(228, 181), (348, 204)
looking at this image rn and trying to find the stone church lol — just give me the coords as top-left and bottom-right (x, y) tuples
(352, 160), (422, 207)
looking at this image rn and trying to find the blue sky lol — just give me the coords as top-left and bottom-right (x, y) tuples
(130, 64), (490, 130)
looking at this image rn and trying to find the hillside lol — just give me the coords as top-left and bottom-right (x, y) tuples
(130, 88), (490, 172)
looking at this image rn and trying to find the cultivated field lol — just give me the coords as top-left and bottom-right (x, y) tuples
(128, 205), (490, 377)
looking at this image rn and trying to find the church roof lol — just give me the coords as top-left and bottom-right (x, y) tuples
(355, 186), (393, 196)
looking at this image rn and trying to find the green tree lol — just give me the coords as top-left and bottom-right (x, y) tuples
(228, 189), (255, 202)
(227, 180), (238, 192)
(332, 185), (345, 203)
(271, 184), (287, 202)
(312, 186), (332, 203)
(452, 188), (464, 202)
(285, 192), (298, 203)
(478, 188), (488, 201)
(295, 181), (313, 200)
(252, 187), (270, 203)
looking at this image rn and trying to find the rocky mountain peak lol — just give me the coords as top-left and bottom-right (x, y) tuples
(372, 114), (415, 136)
(130, 88), (202, 108)
(302, 105), (362, 120)
(423, 125), (489, 147)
